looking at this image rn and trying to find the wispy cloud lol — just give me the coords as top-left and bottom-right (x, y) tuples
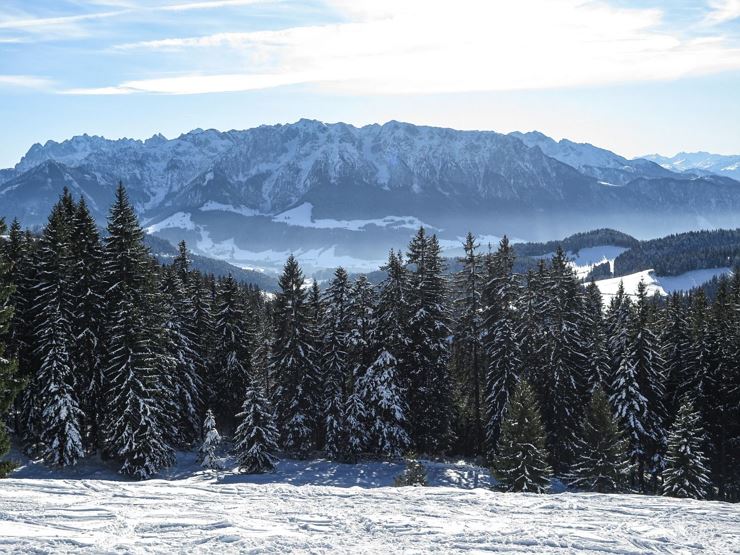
(0, 9), (125, 30)
(0, 0), (271, 33)
(161, 0), (274, 11)
(74, 0), (740, 96)
(0, 75), (54, 89)
(705, 0), (740, 24)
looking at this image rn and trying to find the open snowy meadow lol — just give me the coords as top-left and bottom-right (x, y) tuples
(0, 454), (738, 554)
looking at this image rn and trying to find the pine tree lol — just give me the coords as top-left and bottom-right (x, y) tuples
(0, 218), (24, 477)
(69, 197), (105, 450)
(582, 280), (610, 392)
(160, 265), (203, 444)
(493, 380), (552, 493)
(321, 268), (352, 459)
(405, 229), (454, 453)
(610, 279), (666, 492)
(483, 237), (521, 459)
(30, 200), (84, 467)
(661, 400), (711, 500)
(344, 274), (375, 459)
(661, 293), (692, 417)
(360, 251), (410, 457)
(213, 275), (251, 433)
(270, 256), (319, 456)
(702, 279), (739, 500)
(606, 280), (631, 389)
(101, 184), (174, 479)
(451, 232), (485, 455)
(234, 385), (279, 474)
(537, 247), (588, 473)
(342, 391), (367, 461)
(569, 387), (631, 493)
(197, 409), (222, 470)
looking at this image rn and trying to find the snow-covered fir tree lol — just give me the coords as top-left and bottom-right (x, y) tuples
(271, 256), (319, 456)
(160, 265), (203, 445)
(661, 400), (711, 500)
(451, 232), (485, 455)
(493, 379), (552, 493)
(321, 267), (352, 459)
(483, 237), (521, 460)
(213, 275), (252, 432)
(234, 385), (279, 474)
(610, 279), (666, 492)
(29, 199), (84, 467)
(0, 218), (24, 477)
(197, 409), (222, 470)
(406, 228), (454, 453)
(343, 274), (375, 459)
(191, 274), (217, 406)
(342, 391), (367, 461)
(569, 386), (631, 493)
(534, 248), (588, 473)
(68, 197), (105, 451)
(661, 293), (692, 417)
(360, 250), (410, 457)
(101, 184), (174, 479)
(582, 280), (610, 392)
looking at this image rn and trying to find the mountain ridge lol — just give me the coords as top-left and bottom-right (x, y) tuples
(2, 119), (739, 272)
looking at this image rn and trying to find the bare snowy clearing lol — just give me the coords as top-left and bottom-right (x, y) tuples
(0, 455), (737, 554)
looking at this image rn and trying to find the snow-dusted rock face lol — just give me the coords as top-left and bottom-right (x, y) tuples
(2, 120), (739, 271)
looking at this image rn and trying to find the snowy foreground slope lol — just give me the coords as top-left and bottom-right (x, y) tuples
(1, 455), (738, 554)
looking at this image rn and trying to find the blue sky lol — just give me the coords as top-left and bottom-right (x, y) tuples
(1, 0), (739, 167)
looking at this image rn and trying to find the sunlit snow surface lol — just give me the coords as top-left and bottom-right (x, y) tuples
(595, 267), (733, 301)
(1, 454), (738, 554)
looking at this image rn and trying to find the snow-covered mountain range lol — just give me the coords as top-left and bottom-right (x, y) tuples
(1, 120), (739, 272)
(643, 151), (740, 181)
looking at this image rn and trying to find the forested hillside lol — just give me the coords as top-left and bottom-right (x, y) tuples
(613, 229), (740, 277)
(0, 188), (738, 502)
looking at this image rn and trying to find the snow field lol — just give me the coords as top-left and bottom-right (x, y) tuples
(0, 457), (738, 554)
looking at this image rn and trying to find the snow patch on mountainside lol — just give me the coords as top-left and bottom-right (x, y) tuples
(570, 246), (629, 277)
(595, 267), (733, 301)
(195, 229), (385, 273)
(145, 212), (195, 234)
(199, 201), (262, 217)
(272, 203), (435, 232)
(658, 267), (733, 292)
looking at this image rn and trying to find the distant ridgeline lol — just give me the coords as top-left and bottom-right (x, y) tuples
(509, 228), (740, 282)
(513, 229), (640, 257)
(350, 227), (740, 286)
(612, 229), (740, 277)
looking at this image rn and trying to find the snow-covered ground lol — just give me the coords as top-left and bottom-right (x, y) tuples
(1, 454), (738, 554)
(595, 267), (733, 301)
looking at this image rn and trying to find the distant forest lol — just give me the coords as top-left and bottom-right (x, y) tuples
(0, 187), (738, 503)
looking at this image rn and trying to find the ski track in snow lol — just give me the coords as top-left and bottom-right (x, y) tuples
(0, 456), (738, 554)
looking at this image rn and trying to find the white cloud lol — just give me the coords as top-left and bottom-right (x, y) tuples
(63, 71), (324, 94)
(0, 0), (270, 33)
(75, 0), (740, 96)
(0, 75), (53, 89)
(705, 0), (740, 24)
(0, 9), (125, 30)
(161, 0), (273, 11)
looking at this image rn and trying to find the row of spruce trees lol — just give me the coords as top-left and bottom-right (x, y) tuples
(0, 185), (738, 500)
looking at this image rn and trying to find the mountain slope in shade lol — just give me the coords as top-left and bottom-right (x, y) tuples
(644, 151), (740, 181)
(1, 120), (740, 272)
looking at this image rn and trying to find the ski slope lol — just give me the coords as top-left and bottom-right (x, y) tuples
(1, 455), (738, 554)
